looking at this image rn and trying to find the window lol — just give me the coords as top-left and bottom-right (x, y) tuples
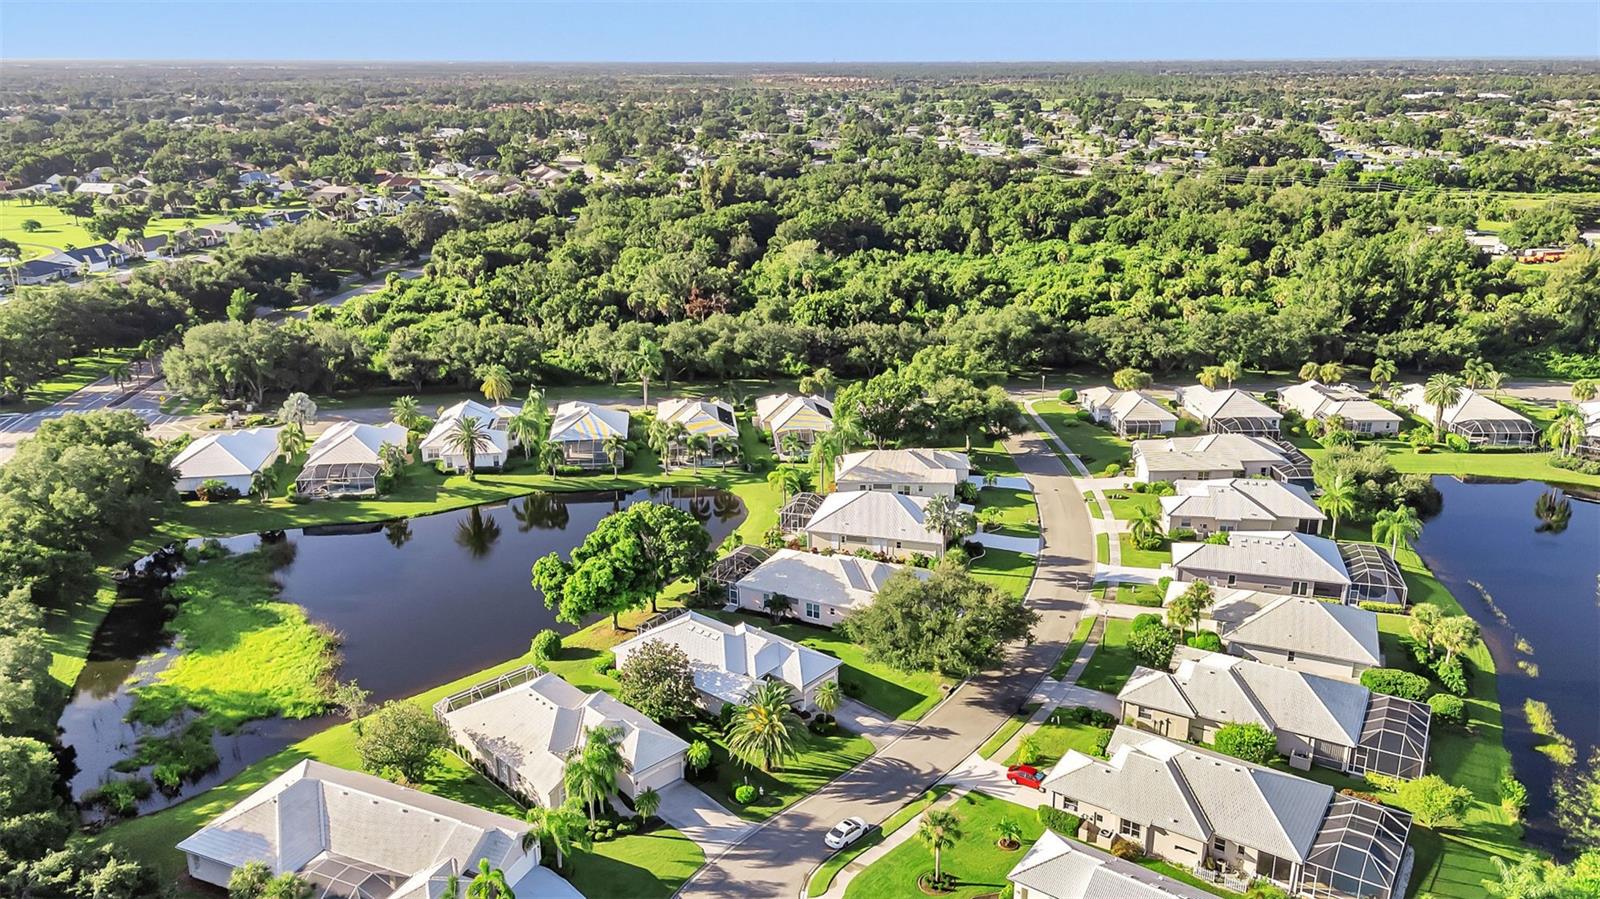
(1119, 820), (1142, 839)
(1179, 519), (1191, 528)
(1137, 706), (1152, 720)
(1292, 580), (1309, 596)
(1226, 575), (1237, 586)
(804, 602), (821, 620)
(1213, 836), (1227, 855)
(1059, 799), (1078, 813)
(1286, 651), (1296, 662)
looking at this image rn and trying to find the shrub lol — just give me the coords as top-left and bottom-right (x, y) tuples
(1128, 623), (1177, 669)
(1360, 668), (1430, 701)
(1129, 481), (1149, 493)
(84, 778), (153, 817)
(592, 651), (616, 675)
(1444, 433), (1472, 453)
(1357, 601), (1406, 613)
(1499, 773), (1529, 821)
(1060, 706), (1115, 728)
(1036, 806), (1081, 837)
(734, 785), (757, 805)
(1186, 631), (1224, 652)
(1092, 728), (1113, 757)
(1398, 775), (1473, 829)
(1432, 656), (1469, 696)
(195, 479), (241, 502)
(1076, 409), (1095, 422)
(956, 481), (980, 503)
(529, 629), (561, 665)
(616, 820), (636, 835)
(1131, 613), (1164, 631)
(1058, 388), (1077, 404)
(1150, 480), (1176, 496)
(1427, 693), (1467, 725)
(1101, 463), (1121, 477)
(1016, 734), (1041, 766)
(1214, 722), (1277, 765)
(1109, 836), (1144, 860)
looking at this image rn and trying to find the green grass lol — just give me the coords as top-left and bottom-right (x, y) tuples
(1004, 714), (1111, 768)
(0, 199), (288, 261)
(969, 547), (1035, 600)
(1297, 436), (1600, 490)
(711, 611), (952, 721)
(675, 718), (875, 823)
(1074, 618), (1138, 694)
(1094, 532), (1110, 564)
(1104, 490), (1159, 521)
(1111, 583), (1164, 606)
(978, 704), (1040, 760)
(807, 786), (956, 897)
(1117, 534), (1171, 569)
(968, 437), (1023, 477)
(128, 548), (337, 731)
(1032, 400), (1132, 469)
(1050, 616), (1098, 679)
(977, 486), (1039, 538)
(567, 826), (706, 899)
(3, 348), (137, 411)
(843, 791), (1044, 899)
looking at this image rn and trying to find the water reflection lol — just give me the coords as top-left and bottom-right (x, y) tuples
(1535, 488), (1572, 534)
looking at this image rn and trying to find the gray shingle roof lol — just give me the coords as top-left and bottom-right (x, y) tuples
(1205, 592), (1381, 668)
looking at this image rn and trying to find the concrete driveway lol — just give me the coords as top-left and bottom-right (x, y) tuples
(656, 782), (757, 856)
(677, 427), (1096, 898)
(834, 699), (909, 750)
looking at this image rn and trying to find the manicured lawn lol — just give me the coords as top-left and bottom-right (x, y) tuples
(1032, 400), (1132, 470)
(1298, 437), (1599, 490)
(968, 437), (1023, 477)
(978, 485), (1038, 538)
(978, 704), (1040, 760)
(807, 786), (954, 897)
(1094, 532), (1110, 563)
(1005, 713), (1111, 768)
(1074, 618), (1138, 694)
(0, 199), (288, 260)
(4, 348), (137, 411)
(711, 611), (953, 721)
(969, 547), (1035, 600)
(675, 718), (875, 823)
(1143, 859), (1242, 898)
(843, 791), (1044, 899)
(1111, 582), (1164, 606)
(1117, 534), (1171, 569)
(1104, 490), (1159, 521)
(1049, 615), (1097, 680)
(567, 826), (706, 899)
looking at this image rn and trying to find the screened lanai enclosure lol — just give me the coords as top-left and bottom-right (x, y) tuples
(779, 493), (824, 532)
(1301, 796), (1413, 899)
(295, 462), (383, 498)
(1338, 543), (1409, 606)
(1449, 416), (1537, 447)
(1351, 694), (1432, 780)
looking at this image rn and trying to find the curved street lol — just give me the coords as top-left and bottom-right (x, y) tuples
(677, 427), (1095, 898)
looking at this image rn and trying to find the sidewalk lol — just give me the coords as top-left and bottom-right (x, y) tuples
(814, 787), (971, 899)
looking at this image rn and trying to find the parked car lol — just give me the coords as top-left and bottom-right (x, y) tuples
(1006, 764), (1046, 791)
(824, 816), (868, 849)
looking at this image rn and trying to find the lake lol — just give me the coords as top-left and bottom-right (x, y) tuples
(1410, 476), (1599, 852)
(60, 485), (745, 816)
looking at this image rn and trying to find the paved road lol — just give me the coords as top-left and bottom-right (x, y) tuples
(677, 428), (1095, 899)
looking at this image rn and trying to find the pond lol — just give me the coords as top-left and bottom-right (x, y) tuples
(60, 485), (746, 818)
(1410, 476), (1599, 853)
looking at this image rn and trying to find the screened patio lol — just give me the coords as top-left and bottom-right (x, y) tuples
(1338, 543), (1409, 606)
(1351, 694), (1432, 780)
(1301, 796), (1412, 899)
(294, 462), (383, 498)
(779, 492), (825, 533)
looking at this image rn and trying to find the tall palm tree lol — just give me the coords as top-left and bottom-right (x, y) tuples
(1423, 374), (1465, 442)
(687, 433), (711, 469)
(250, 468), (275, 503)
(1167, 580), (1214, 641)
(1219, 359), (1243, 388)
(712, 434), (741, 467)
(634, 787), (662, 825)
(799, 366), (838, 401)
(465, 858), (511, 899)
(1408, 604), (1442, 654)
(1197, 366), (1222, 390)
(508, 403), (550, 460)
(1543, 403), (1587, 457)
(768, 465), (804, 502)
(726, 681), (804, 772)
(1370, 358), (1398, 391)
(1317, 361), (1346, 384)
(918, 809), (963, 886)
(1128, 504), (1163, 547)
(523, 802), (590, 871)
(1316, 473), (1357, 538)
(813, 678), (841, 724)
(810, 430), (844, 492)
(444, 415), (493, 479)
(391, 394), (424, 431)
(635, 338), (664, 407)
(277, 424), (308, 461)
(778, 431), (805, 460)
(478, 364), (514, 405)
(603, 432), (628, 477)
(668, 420), (691, 467)
(565, 725), (626, 822)
(1462, 358), (1493, 390)
(1298, 361), (1320, 381)
(1371, 504), (1423, 555)
(923, 494), (976, 547)
(1436, 615), (1480, 667)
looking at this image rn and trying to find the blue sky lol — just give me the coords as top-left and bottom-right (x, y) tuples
(4, 2), (1597, 62)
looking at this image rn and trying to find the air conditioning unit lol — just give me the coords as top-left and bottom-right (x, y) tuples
(1289, 750), (1312, 771)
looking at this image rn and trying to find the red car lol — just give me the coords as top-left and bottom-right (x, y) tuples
(1006, 764), (1046, 791)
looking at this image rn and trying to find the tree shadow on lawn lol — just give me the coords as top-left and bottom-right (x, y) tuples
(840, 667), (931, 721)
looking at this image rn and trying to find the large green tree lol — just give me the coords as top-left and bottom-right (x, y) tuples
(841, 564), (1038, 677)
(532, 502), (711, 627)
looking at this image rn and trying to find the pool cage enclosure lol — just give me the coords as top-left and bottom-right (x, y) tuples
(1449, 416), (1537, 447)
(1301, 796), (1412, 899)
(1337, 543), (1409, 606)
(778, 492), (825, 533)
(699, 544), (773, 602)
(294, 461), (384, 498)
(1210, 415), (1283, 437)
(1351, 694), (1432, 781)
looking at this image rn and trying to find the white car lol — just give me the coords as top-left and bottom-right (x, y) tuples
(824, 816), (868, 850)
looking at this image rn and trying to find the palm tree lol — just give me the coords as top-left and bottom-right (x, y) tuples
(687, 433), (711, 469)
(603, 433), (627, 477)
(1543, 403), (1588, 457)
(250, 468), (276, 503)
(1316, 473), (1357, 538)
(810, 430), (844, 492)
(1371, 504), (1423, 555)
(924, 494), (975, 547)
(813, 678), (841, 724)
(667, 420), (691, 467)
(634, 338), (664, 407)
(277, 424), (308, 461)
(1298, 361), (1320, 381)
(725, 681), (804, 772)
(1317, 361), (1346, 384)
(478, 364), (514, 405)
(1436, 615), (1480, 667)
(1408, 604), (1442, 654)
(1128, 504), (1163, 548)
(918, 809), (962, 887)
(1462, 357), (1492, 390)
(1483, 368), (1506, 397)
(995, 818), (1024, 850)
(768, 465), (804, 502)
(634, 786), (662, 825)
(713, 434), (741, 468)
(444, 415), (493, 479)
(778, 431), (805, 460)
(1423, 374), (1465, 442)
(1197, 366), (1222, 390)
(1573, 379), (1598, 402)
(523, 802), (590, 871)
(391, 394), (424, 431)
(799, 366), (838, 400)
(1219, 359), (1243, 388)
(508, 404), (550, 460)
(564, 725), (626, 821)
(465, 858), (511, 899)
(1370, 359), (1398, 392)
(1167, 580), (1214, 641)
(763, 592), (793, 623)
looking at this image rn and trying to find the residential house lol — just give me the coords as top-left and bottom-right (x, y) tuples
(1580, 401), (1600, 460)
(548, 401), (629, 469)
(801, 490), (948, 559)
(1079, 387), (1179, 437)
(1129, 434), (1295, 484)
(294, 421), (408, 498)
(1175, 386), (1283, 436)
(612, 610), (841, 712)
(1007, 829), (1217, 899)
(754, 394), (834, 457)
(377, 174), (423, 191)
(121, 233), (170, 261)
(435, 670), (687, 808)
(1170, 586), (1382, 681)
(1171, 531), (1409, 606)
(1042, 727), (1412, 899)
(45, 242), (128, 273)
(177, 759), (579, 899)
(236, 170), (275, 188)
(72, 181), (120, 196)
(418, 400), (517, 471)
(1119, 648), (1430, 778)
(1395, 384), (1536, 446)
(310, 185), (363, 205)
(1280, 381), (1403, 437)
(1159, 478), (1325, 536)
(833, 448), (971, 498)
(170, 427), (282, 495)
(9, 258), (76, 285)
(655, 397), (739, 465)
(731, 547), (931, 627)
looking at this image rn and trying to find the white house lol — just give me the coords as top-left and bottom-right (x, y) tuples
(435, 670), (687, 808)
(731, 548), (931, 627)
(833, 448), (971, 498)
(1129, 434), (1292, 483)
(1159, 478), (1325, 536)
(1175, 385), (1282, 436)
(1007, 829), (1216, 899)
(1171, 531), (1409, 606)
(1395, 384), (1536, 446)
(1171, 585), (1383, 681)
(1279, 381), (1402, 436)
(754, 394), (834, 457)
(418, 400), (516, 471)
(294, 421), (408, 498)
(612, 611), (841, 712)
(177, 759), (579, 899)
(801, 490), (947, 558)
(1078, 387), (1178, 437)
(655, 397), (738, 465)
(548, 401), (629, 468)
(170, 427), (282, 494)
